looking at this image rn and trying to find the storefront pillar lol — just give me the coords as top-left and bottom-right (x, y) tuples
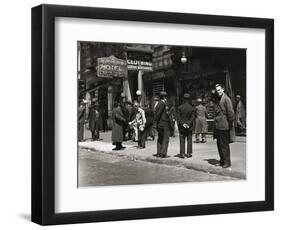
(123, 78), (132, 102)
(137, 70), (144, 105)
(107, 85), (113, 129)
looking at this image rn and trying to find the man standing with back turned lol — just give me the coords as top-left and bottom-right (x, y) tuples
(177, 93), (195, 159)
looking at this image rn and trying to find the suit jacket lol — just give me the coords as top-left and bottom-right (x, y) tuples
(177, 102), (195, 132)
(120, 102), (129, 122)
(144, 107), (154, 126)
(214, 94), (234, 130)
(78, 105), (85, 124)
(88, 106), (100, 132)
(154, 100), (169, 129)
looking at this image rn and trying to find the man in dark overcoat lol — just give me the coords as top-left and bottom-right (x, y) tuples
(112, 102), (127, 150)
(214, 84), (235, 168)
(153, 91), (170, 158)
(177, 93), (195, 158)
(88, 102), (101, 141)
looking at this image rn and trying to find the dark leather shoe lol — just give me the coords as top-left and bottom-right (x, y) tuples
(153, 153), (161, 157)
(112, 147), (121, 151)
(160, 155), (170, 158)
(174, 154), (185, 158)
(222, 164), (231, 168)
(185, 153), (192, 158)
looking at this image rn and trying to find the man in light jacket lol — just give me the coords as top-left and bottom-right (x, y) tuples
(129, 101), (147, 148)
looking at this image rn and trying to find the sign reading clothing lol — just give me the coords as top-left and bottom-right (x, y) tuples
(127, 59), (153, 71)
(97, 56), (128, 78)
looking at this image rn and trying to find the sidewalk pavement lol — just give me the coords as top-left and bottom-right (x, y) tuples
(79, 129), (246, 179)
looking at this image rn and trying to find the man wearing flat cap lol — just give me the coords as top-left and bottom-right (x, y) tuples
(176, 93), (195, 158)
(153, 91), (170, 158)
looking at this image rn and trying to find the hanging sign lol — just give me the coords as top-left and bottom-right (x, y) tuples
(97, 55), (128, 78)
(126, 59), (153, 71)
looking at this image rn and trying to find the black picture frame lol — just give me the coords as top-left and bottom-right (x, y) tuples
(31, 4), (274, 225)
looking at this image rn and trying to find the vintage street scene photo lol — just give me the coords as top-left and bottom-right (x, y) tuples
(77, 42), (246, 187)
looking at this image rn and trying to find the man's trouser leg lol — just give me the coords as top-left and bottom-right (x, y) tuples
(220, 130), (231, 165)
(186, 131), (193, 154)
(91, 127), (95, 140)
(216, 130), (231, 165)
(138, 130), (146, 148)
(195, 133), (200, 142)
(157, 128), (163, 155)
(134, 126), (138, 141)
(141, 128), (148, 148)
(161, 128), (170, 156)
(216, 131), (224, 164)
(179, 133), (185, 155)
(138, 129), (142, 147)
(95, 123), (100, 140)
(202, 133), (206, 142)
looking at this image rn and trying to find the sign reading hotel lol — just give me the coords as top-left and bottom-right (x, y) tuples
(127, 59), (153, 71)
(97, 55), (128, 78)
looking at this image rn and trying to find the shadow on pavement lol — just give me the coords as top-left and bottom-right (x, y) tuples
(18, 213), (30, 222)
(204, 158), (220, 166)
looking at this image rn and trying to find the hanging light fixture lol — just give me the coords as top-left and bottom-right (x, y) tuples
(181, 49), (187, 64)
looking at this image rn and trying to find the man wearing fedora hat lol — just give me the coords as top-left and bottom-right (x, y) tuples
(176, 93), (195, 158)
(153, 91), (170, 158)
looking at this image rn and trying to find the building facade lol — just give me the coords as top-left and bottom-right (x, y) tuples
(78, 42), (246, 129)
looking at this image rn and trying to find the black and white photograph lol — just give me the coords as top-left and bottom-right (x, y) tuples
(77, 42), (246, 187)
(29, 2), (274, 226)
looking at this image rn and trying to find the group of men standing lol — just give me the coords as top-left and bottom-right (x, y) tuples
(154, 84), (235, 168)
(111, 96), (155, 150)
(153, 91), (209, 159)
(79, 83), (244, 169)
(110, 90), (207, 160)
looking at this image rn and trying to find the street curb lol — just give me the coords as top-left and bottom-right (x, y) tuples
(79, 145), (246, 180)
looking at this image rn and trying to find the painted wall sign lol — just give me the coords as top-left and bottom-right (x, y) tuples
(97, 55), (128, 78)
